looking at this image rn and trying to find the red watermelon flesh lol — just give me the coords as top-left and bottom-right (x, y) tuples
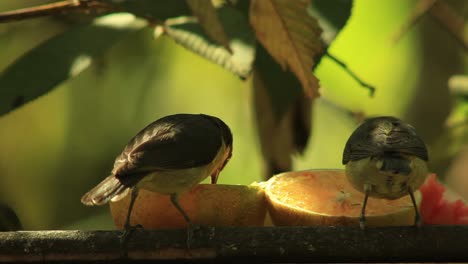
(420, 174), (468, 225)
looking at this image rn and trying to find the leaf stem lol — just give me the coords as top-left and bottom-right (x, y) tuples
(325, 51), (376, 97)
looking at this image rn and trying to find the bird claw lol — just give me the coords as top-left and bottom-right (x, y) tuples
(186, 222), (202, 249)
(120, 224), (144, 258)
(124, 223), (144, 230)
(359, 216), (366, 230)
(121, 223), (144, 243)
(414, 215), (422, 228)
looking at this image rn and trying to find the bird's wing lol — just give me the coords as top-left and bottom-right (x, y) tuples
(381, 125), (429, 161)
(112, 114), (223, 178)
(343, 139), (380, 164)
(342, 120), (380, 164)
(343, 117), (428, 164)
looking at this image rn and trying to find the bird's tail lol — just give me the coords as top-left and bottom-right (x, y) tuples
(81, 175), (129, 206)
(380, 157), (412, 175)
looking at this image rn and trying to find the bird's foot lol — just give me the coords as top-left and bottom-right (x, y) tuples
(359, 216), (366, 230)
(120, 224), (144, 258)
(186, 222), (202, 249)
(414, 215), (422, 228)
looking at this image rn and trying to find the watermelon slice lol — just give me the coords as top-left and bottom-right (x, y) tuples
(420, 174), (468, 225)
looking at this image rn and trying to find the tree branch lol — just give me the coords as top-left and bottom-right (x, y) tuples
(392, 0), (467, 51)
(0, 0), (115, 23)
(430, 1), (468, 51)
(392, 0), (438, 44)
(1, 226), (468, 263)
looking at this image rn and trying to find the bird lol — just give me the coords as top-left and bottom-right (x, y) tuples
(342, 116), (429, 229)
(81, 113), (233, 231)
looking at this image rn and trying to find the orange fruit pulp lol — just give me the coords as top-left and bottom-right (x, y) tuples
(263, 169), (420, 227)
(109, 169), (421, 229)
(110, 183), (266, 229)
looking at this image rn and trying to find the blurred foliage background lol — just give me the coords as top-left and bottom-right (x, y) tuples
(0, 0), (466, 231)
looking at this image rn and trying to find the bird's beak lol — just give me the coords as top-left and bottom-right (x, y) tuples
(211, 146), (232, 184)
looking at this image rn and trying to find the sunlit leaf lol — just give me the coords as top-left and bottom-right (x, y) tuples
(186, 0), (231, 51)
(163, 6), (255, 78)
(0, 13), (146, 116)
(250, 0), (324, 98)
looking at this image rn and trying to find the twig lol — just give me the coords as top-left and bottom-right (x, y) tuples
(325, 52), (376, 97)
(0, 0), (114, 23)
(1, 226), (468, 263)
(392, 0), (467, 51)
(430, 1), (468, 51)
(392, 0), (438, 43)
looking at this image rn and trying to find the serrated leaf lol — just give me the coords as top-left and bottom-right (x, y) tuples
(186, 0), (231, 51)
(164, 7), (255, 78)
(253, 45), (312, 179)
(249, 0), (324, 98)
(255, 45), (302, 118)
(104, 0), (191, 20)
(0, 13), (146, 116)
(307, 0), (353, 44)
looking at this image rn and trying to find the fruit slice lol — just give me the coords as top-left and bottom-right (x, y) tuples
(264, 169), (420, 227)
(110, 184), (266, 229)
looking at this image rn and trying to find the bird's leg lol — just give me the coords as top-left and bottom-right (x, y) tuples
(359, 184), (371, 230)
(210, 169), (220, 184)
(170, 193), (198, 249)
(124, 188), (142, 229)
(408, 186), (422, 227)
(170, 193), (191, 223)
(120, 188), (143, 258)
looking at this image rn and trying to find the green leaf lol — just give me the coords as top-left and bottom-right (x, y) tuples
(308, 0), (353, 45)
(104, 0), (191, 20)
(0, 13), (146, 116)
(254, 45), (303, 118)
(186, 0), (231, 50)
(163, 6), (255, 78)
